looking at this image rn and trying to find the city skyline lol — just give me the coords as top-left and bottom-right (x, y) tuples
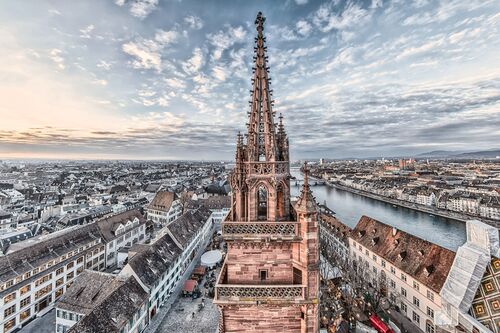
(1, 0), (499, 160)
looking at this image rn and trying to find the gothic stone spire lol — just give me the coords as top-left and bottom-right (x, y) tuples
(246, 11), (277, 162)
(296, 162), (317, 213)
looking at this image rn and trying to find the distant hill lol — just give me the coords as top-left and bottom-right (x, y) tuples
(417, 149), (500, 159)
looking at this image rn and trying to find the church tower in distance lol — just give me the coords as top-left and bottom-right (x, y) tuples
(214, 12), (320, 333)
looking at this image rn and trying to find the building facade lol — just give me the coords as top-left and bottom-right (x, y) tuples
(146, 191), (181, 226)
(0, 224), (105, 333)
(214, 12), (319, 333)
(349, 216), (456, 333)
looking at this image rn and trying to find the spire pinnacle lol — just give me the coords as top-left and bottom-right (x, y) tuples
(295, 161), (317, 213)
(245, 11), (278, 162)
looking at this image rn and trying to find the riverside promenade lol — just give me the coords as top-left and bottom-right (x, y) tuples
(325, 181), (499, 228)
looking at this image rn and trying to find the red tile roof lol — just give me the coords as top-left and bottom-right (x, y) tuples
(350, 215), (456, 293)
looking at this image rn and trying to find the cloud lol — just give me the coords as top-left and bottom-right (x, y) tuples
(49, 49), (65, 70)
(96, 60), (112, 70)
(313, 1), (371, 32)
(212, 66), (228, 81)
(182, 48), (204, 75)
(296, 20), (312, 36)
(207, 25), (247, 61)
(184, 15), (204, 30)
(129, 0), (159, 19)
(79, 24), (95, 39)
(164, 77), (186, 89)
(295, 0), (308, 4)
(48, 9), (61, 16)
(122, 29), (178, 71)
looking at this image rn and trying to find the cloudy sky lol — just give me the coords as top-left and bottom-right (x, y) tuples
(0, 0), (498, 160)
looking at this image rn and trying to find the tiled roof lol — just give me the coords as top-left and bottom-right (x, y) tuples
(351, 215), (456, 293)
(148, 191), (177, 212)
(67, 276), (148, 333)
(167, 206), (211, 248)
(56, 270), (124, 314)
(0, 224), (101, 283)
(320, 213), (351, 246)
(127, 233), (182, 288)
(95, 209), (146, 242)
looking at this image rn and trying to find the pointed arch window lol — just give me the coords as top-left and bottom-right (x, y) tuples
(257, 185), (268, 220)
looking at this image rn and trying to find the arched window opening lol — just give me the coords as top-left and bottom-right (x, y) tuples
(257, 185), (268, 220)
(277, 184), (285, 219)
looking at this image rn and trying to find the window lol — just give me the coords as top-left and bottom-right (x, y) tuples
(427, 306), (434, 319)
(4, 318), (15, 332)
(413, 296), (420, 308)
(401, 302), (407, 313)
(56, 267), (64, 276)
(67, 262), (74, 269)
(390, 266), (396, 274)
(373, 267), (377, 274)
(67, 272), (74, 280)
(4, 304), (16, 317)
(427, 290), (434, 302)
(390, 279), (396, 289)
(35, 285), (52, 299)
(372, 254), (377, 262)
(381, 260), (386, 268)
(77, 256), (84, 264)
(20, 308), (31, 322)
(6, 280), (13, 288)
(401, 273), (407, 282)
(3, 292), (15, 304)
(259, 269), (268, 281)
(56, 277), (64, 287)
(426, 321), (435, 333)
(401, 287), (407, 297)
(20, 296), (30, 308)
(358, 245), (362, 251)
(35, 273), (51, 287)
(365, 249), (369, 256)
(412, 311), (420, 324)
(413, 281), (420, 291)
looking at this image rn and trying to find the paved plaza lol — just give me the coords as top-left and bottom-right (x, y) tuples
(155, 268), (220, 333)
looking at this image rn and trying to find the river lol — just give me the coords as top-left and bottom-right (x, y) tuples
(290, 169), (466, 251)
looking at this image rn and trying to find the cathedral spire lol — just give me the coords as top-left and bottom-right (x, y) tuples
(296, 162), (317, 213)
(246, 11), (277, 162)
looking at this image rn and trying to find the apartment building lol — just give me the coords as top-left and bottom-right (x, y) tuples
(121, 206), (212, 320)
(0, 224), (105, 333)
(349, 216), (456, 333)
(146, 191), (181, 226)
(319, 212), (351, 262)
(95, 210), (147, 269)
(67, 274), (148, 333)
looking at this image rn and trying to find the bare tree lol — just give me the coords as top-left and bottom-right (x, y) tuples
(319, 233), (404, 331)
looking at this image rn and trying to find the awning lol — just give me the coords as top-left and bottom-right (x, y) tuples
(183, 279), (198, 292)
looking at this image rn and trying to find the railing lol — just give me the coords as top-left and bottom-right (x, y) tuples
(215, 284), (305, 301)
(222, 221), (300, 240)
(245, 161), (289, 175)
(214, 261), (305, 303)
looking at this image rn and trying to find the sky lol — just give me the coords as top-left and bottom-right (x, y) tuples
(0, 0), (499, 160)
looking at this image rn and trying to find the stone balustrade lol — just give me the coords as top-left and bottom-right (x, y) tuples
(221, 221), (300, 240)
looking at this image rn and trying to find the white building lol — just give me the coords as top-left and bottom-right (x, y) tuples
(94, 210), (147, 269)
(146, 191), (181, 226)
(0, 224), (105, 333)
(120, 207), (212, 320)
(349, 216), (457, 333)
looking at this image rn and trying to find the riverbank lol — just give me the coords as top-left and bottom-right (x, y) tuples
(322, 180), (499, 228)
